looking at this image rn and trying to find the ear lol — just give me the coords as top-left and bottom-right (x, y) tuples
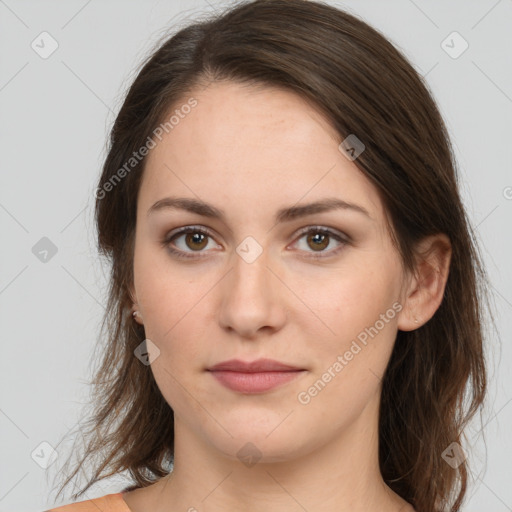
(397, 233), (452, 331)
(128, 283), (144, 325)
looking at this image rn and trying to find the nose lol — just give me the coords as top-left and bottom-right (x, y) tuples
(217, 244), (287, 339)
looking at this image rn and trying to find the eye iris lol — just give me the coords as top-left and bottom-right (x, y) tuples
(308, 232), (329, 251)
(186, 232), (208, 250)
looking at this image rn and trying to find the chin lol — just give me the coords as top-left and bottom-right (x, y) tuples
(204, 425), (317, 466)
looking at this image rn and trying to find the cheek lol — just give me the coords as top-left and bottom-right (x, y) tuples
(133, 243), (197, 324)
(299, 258), (402, 393)
(133, 252), (214, 373)
(295, 271), (400, 422)
(309, 258), (401, 339)
(136, 277), (209, 413)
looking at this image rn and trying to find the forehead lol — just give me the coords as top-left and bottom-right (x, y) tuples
(139, 81), (384, 223)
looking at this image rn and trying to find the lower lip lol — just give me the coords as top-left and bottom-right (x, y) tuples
(208, 370), (305, 393)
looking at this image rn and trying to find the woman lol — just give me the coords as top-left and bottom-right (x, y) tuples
(46, 0), (490, 511)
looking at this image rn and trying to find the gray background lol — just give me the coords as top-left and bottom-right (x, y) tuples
(1, 0), (511, 510)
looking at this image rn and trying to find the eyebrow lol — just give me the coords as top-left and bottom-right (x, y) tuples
(147, 196), (372, 223)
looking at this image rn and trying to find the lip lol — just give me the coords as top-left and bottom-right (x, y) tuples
(207, 358), (306, 393)
(208, 358), (303, 372)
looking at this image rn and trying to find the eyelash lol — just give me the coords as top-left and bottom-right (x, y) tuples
(161, 225), (349, 261)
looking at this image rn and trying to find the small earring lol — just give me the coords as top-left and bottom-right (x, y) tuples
(132, 310), (141, 319)
(414, 317), (420, 324)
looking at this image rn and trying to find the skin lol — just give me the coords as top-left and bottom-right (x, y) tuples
(124, 81), (451, 512)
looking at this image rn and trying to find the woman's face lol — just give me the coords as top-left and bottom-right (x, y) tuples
(131, 81), (412, 463)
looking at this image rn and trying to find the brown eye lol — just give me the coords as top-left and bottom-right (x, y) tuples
(184, 232), (208, 251)
(306, 232), (330, 251)
(293, 227), (348, 259)
(163, 226), (219, 260)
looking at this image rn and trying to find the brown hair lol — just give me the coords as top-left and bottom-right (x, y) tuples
(51, 1), (493, 510)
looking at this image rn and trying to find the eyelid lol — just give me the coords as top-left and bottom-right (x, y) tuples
(164, 224), (215, 242)
(291, 225), (350, 244)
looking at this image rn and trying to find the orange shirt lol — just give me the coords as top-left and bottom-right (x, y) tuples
(45, 493), (132, 512)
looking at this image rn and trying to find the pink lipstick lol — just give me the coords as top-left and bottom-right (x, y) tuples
(207, 358), (306, 393)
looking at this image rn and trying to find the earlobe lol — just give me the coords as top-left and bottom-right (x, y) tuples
(397, 234), (452, 331)
(128, 284), (144, 324)
(132, 309), (144, 324)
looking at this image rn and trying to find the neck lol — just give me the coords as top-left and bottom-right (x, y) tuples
(148, 392), (413, 512)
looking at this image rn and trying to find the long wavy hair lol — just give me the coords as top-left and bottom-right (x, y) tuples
(50, 1), (493, 510)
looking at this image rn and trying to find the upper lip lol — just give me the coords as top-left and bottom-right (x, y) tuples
(207, 358), (304, 372)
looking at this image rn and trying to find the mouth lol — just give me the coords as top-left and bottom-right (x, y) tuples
(207, 358), (306, 393)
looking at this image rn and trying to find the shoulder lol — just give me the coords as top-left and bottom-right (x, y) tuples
(44, 493), (131, 512)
